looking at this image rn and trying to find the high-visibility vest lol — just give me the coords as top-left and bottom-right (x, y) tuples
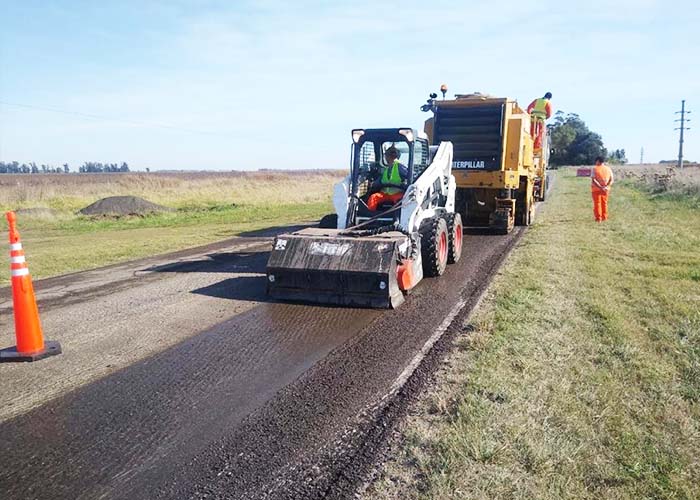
(591, 164), (613, 191)
(531, 98), (549, 118)
(381, 161), (403, 194)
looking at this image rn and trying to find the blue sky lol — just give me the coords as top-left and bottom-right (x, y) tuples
(1, 0), (698, 170)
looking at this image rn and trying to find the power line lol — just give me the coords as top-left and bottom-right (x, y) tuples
(674, 100), (691, 169)
(0, 100), (230, 138)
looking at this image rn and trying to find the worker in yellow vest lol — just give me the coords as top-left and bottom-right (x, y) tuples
(591, 156), (614, 222)
(367, 146), (408, 211)
(527, 92), (553, 150)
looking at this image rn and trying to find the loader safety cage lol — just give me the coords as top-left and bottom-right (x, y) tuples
(351, 128), (416, 184)
(347, 128), (419, 228)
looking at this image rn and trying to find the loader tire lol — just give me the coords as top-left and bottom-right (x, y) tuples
(516, 198), (532, 226)
(541, 173), (550, 202)
(420, 217), (449, 277)
(319, 213), (338, 229)
(539, 178), (547, 202)
(515, 205), (525, 226)
(445, 212), (463, 264)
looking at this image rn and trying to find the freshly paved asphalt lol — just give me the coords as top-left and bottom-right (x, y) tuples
(0, 224), (525, 499)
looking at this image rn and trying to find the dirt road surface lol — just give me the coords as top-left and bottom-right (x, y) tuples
(0, 223), (524, 499)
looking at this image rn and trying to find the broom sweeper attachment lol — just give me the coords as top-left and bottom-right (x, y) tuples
(266, 225), (421, 308)
(266, 128), (463, 308)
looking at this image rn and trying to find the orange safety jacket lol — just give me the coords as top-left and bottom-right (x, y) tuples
(527, 98), (552, 119)
(591, 164), (614, 192)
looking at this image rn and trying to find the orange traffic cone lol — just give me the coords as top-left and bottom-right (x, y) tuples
(0, 211), (61, 362)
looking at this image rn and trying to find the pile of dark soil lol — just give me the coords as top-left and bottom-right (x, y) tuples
(79, 196), (172, 216)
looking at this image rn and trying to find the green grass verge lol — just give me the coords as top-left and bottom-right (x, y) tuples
(1, 201), (331, 285)
(368, 169), (700, 499)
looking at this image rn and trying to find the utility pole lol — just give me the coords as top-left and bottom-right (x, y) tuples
(675, 100), (691, 169)
(640, 147), (644, 165)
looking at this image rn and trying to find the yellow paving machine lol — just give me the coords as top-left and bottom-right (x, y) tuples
(422, 90), (548, 233)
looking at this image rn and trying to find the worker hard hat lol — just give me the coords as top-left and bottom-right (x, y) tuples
(544, 92), (552, 99)
(385, 145), (401, 159)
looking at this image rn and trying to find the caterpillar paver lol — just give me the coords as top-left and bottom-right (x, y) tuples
(266, 128), (462, 308)
(422, 90), (548, 233)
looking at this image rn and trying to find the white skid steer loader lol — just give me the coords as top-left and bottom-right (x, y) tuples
(266, 128), (463, 308)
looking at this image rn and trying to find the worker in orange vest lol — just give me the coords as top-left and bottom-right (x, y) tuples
(527, 92), (553, 150)
(591, 156), (614, 222)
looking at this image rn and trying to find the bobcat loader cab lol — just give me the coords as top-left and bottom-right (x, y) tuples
(325, 128), (432, 230)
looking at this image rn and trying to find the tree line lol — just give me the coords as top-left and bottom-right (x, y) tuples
(0, 161), (130, 174)
(1, 113), (629, 172)
(547, 111), (627, 166)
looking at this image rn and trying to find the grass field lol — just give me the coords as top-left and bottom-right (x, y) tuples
(367, 168), (700, 499)
(617, 164), (700, 202)
(0, 171), (342, 284)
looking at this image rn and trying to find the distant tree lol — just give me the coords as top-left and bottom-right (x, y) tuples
(548, 112), (607, 166)
(0, 160), (127, 174)
(607, 149), (628, 165)
(81, 162), (102, 173)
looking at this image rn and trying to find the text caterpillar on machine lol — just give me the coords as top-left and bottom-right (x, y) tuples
(265, 127), (463, 308)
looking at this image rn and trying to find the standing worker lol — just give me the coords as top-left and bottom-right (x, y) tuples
(367, 145), (408, 211)
(527, 92), (553, 150)
(591, 156), (614, 222)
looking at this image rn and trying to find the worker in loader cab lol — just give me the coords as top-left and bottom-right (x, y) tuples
(367, 145), (409, 211)
(527, 92), (553, 150)
(591, 156), (614, 222)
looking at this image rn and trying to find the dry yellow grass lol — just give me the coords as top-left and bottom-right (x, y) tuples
(0, 170), (344, 213)
(615, 164), (700, 199)
(0, 171), (344, 283)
